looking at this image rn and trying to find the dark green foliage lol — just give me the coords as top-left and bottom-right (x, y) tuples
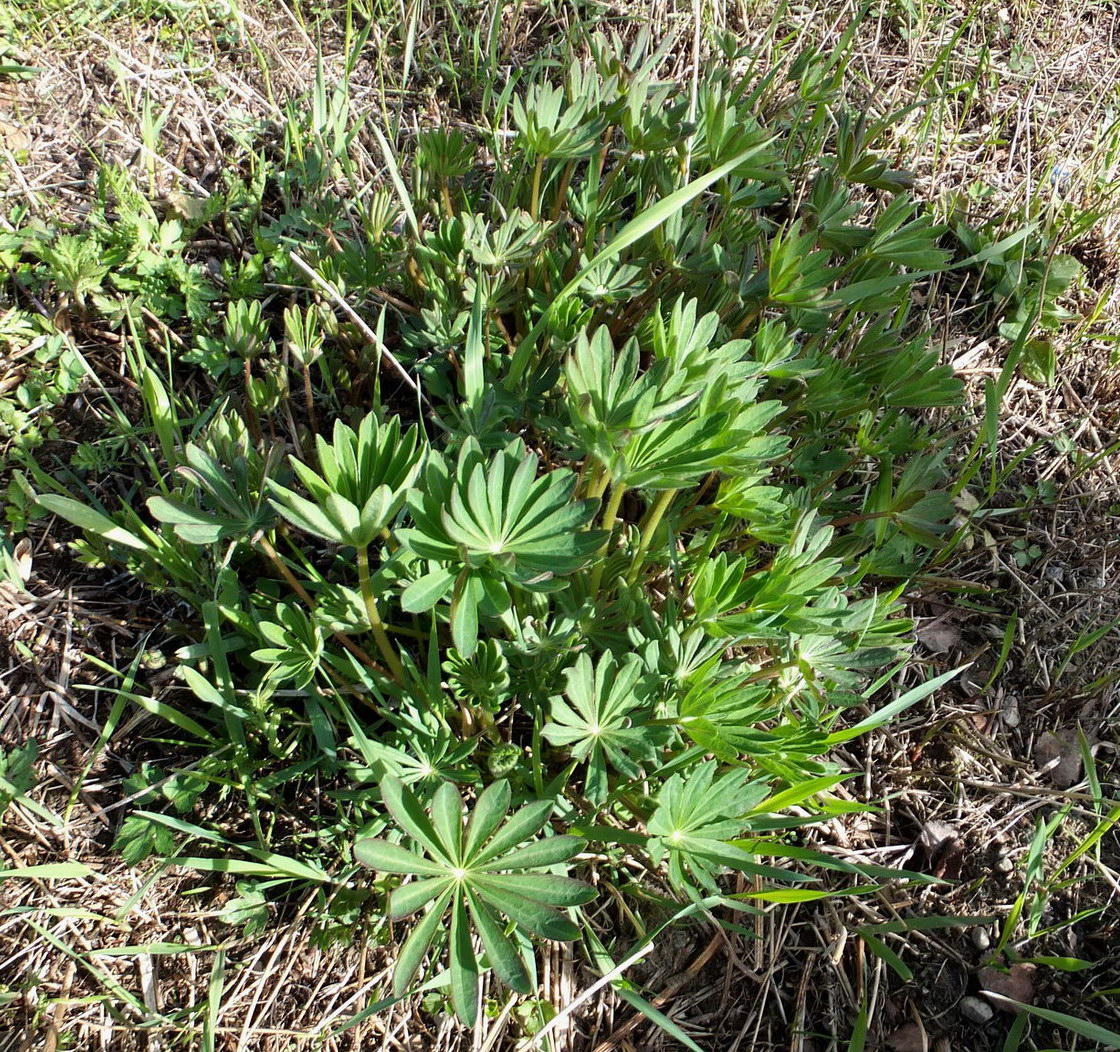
(19, 37), (977, 1023)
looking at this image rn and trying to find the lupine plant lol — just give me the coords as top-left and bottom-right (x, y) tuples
(32, 36), (968, 1026)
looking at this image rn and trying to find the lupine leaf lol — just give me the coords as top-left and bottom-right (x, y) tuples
(478, 835), (586, 873)
(467, 888), (531, 994)
(392, 887), (453, 997)
(389, 876), (453, 918)
(354, 838), (447, 876)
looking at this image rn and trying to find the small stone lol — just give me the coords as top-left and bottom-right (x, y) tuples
(971, 927), (991, 951)
(1042, 563), (1065, 584)
(960, 995), (995, 1024)
(994, 855), (1014, 874)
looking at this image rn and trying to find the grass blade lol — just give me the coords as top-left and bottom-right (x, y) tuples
(983, 995), (1120, 1048)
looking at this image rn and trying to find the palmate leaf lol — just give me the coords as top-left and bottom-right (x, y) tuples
(650, 298), (785, 418)
(561, 307), (788, 490)
(399, 439), (605, 651)
(268, 413), (423, 548)
(564, 325), (693, 467)
(606, 387), (768, 491)
(647, 760), (776, 893)
(250, 602), (324, 689)
(674, 667), (777, 763)
(355, 776), (592, 1025)
(148, 431), (282, 544)
(542, 652), (667, 803)
(561, 315), (736, 491)
(443, 639), (510, 712)
(403, 439), (603, 576)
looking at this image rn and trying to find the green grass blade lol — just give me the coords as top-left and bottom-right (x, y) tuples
(846, 1005), (869, 1052)
(859, 931), (912, 981)
(0, 862), (94, 880)
(826, 665), (967, 744)
(202, 949), (225, 1052)
(615, 985), (708, 1052)
(983, 995), (1120, 1048)
(369, 122), (418, 238)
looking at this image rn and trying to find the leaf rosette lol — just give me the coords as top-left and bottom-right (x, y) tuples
(356, 776), (593, 1024)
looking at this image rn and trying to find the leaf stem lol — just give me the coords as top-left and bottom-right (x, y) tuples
(598, 146), (635, 202)
(529, 156), (544, 221)
(357, 545), (406, 682)
(600, 481), (628, 536)
(257, 534), (386, 676)
(687, 511), (728, 593)
(585, 460), (609, 501)
(242, 357), (262, 444)
(626, 488), (676, 586)
(302, 362), (318, 437)
(550, 160), (576, 223)
(588, 481), (627, 595)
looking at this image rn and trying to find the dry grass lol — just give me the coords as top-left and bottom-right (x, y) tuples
(2, 0), (1120, 1049)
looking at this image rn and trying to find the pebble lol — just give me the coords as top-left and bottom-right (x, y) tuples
(1042, 563), (1064, 584)
(960, 995), (995, 1024)
(971, 927), (991, 951)
(1001, 694), (1020, 729)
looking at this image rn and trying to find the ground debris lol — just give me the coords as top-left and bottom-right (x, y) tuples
(1033, 730), (1083, 788)
(885, 1021), (930, 1051)
(978, 963), (1037, 1011)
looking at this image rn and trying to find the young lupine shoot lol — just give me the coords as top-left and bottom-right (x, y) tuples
(268, 414), (423, 550)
